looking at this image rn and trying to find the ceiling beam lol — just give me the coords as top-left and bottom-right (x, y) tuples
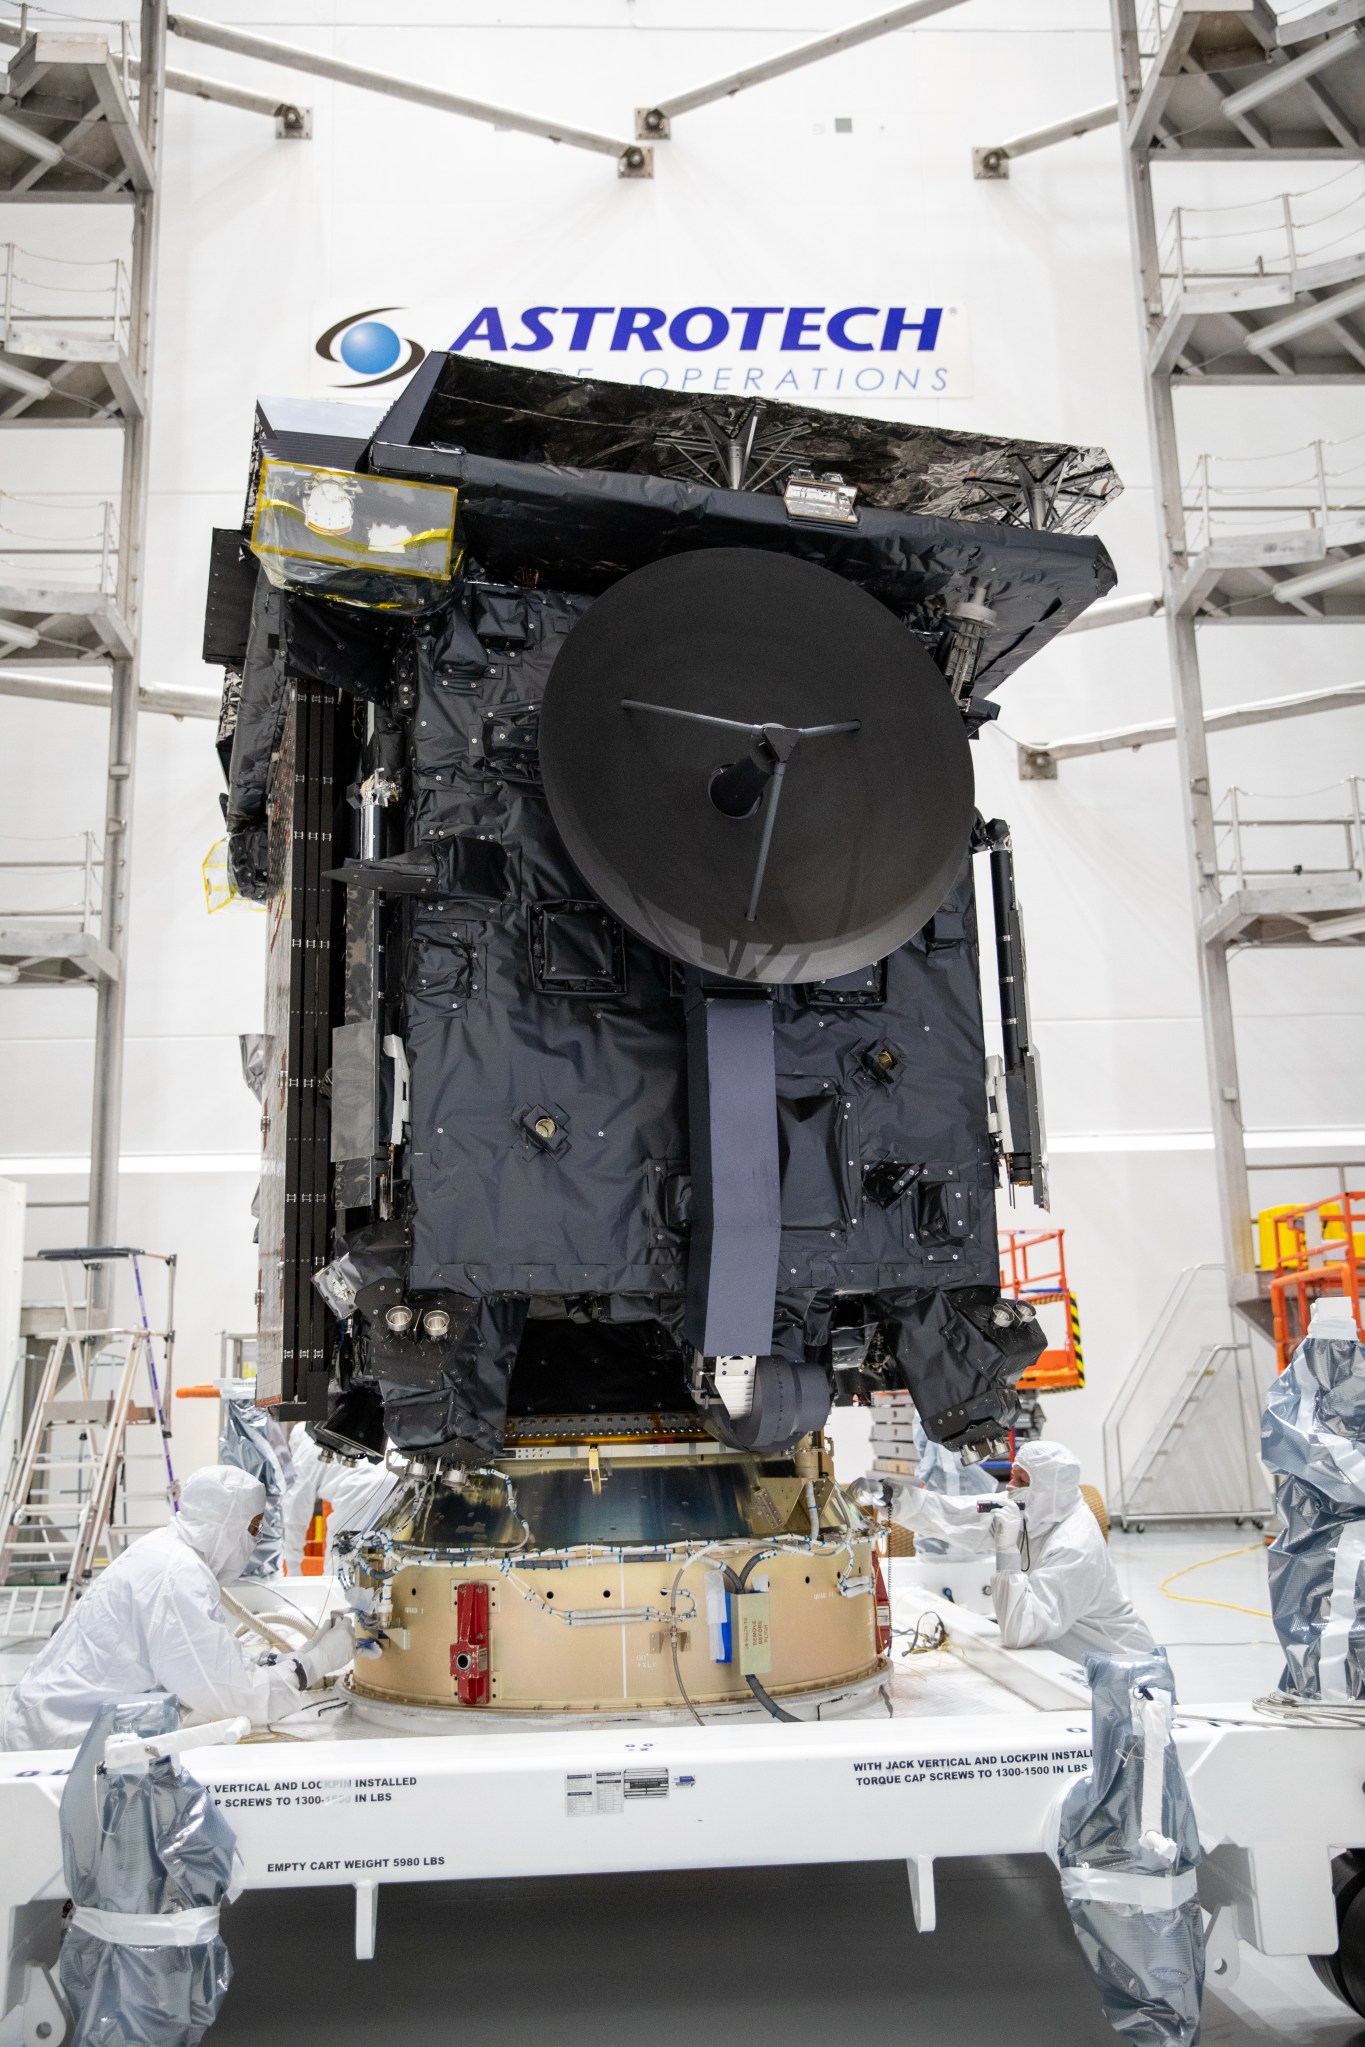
(638, 0), (968, 135)
(167, 12), (647, 172)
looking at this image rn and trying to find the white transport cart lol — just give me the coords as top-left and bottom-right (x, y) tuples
(1, 1574), (1361, 2043)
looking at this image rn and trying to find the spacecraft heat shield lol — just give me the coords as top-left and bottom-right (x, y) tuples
(342, 352), (1122, 688)
(1263, 1320), (1365, 1697)
(367, 356), (1119, 683)
(58, 1695), (237, 2047)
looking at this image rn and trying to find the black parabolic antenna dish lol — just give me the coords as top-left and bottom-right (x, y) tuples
(538, 549), (975, 985)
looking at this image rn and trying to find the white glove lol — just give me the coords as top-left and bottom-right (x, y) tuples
(294, 1614), (354, 1687)
(988, 1497), (1023, 1571)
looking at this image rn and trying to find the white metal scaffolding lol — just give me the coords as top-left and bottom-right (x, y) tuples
(1115, 0), (1365, 1319)
(0, 8), (165, 1279)
(979, 2), (1365, 1327)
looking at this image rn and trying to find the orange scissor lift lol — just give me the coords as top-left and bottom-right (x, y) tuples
(996, 1227), (1084, 1463)
(1259, 1193), (1365, 1372)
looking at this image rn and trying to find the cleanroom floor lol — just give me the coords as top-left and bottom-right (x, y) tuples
(208, 1855), (1359, 2047)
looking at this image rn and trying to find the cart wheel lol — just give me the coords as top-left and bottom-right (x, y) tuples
(1311, 1852), (1365, 2015)
(1080, 1483), (1110, 1542)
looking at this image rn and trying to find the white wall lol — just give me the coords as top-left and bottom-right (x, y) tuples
(2, 1), (1362, 1482)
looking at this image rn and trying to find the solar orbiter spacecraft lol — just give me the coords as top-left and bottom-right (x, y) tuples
(203, 357), (1118, 1720)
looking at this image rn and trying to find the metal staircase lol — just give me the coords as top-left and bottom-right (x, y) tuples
(0, 1247), (176, 1645)
(1103, 1262), (1273, 1527)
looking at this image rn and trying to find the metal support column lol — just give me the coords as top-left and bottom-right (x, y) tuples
(89, 0), (165, 1288)
(1109, 8), (1252, 1284)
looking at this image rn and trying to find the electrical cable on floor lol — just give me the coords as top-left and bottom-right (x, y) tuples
(1158, 1544), (1272, 1620)
(894, 1612), (948, 1657)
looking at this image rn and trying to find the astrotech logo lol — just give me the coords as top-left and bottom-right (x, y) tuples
(316, 308), (425, 387)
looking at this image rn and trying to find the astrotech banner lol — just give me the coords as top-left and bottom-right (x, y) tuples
(312, 294), (973, 404)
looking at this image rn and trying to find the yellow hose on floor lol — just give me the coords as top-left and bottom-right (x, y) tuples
(1158, 1543), (1271, 1620)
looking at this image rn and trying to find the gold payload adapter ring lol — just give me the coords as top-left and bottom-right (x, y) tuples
(339, 1429), (891, 1723)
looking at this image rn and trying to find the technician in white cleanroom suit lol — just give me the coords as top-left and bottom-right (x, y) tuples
(281, 1423), (399, 1574)
(0, 1465), (355, 1751)
(896, 1440), (1156, 1662)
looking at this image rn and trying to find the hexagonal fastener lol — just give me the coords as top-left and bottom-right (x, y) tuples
(973, 145), (1009, 180)
(618, 143), (654, 178)
(635, 106), (671, 140)
(276, 103), (313, 139)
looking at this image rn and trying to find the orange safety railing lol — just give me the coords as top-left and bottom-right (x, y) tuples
(999, 1226), (1085, 1392)
(1264, 1191), (1365, 1371)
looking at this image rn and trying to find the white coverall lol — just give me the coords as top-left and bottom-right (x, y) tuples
(0, 1465), (336, 1751)
(898, 1440), (1156, 1663)
(281, 1424), (397, 1574)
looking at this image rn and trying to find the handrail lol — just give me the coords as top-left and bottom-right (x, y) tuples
(0, 833), (102, 932)
(1266, 1189), (1365, 1366)
(1102, 1263), (1225, 1514)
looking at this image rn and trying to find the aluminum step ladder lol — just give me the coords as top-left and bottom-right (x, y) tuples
(0, 1247), (177, 1644)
